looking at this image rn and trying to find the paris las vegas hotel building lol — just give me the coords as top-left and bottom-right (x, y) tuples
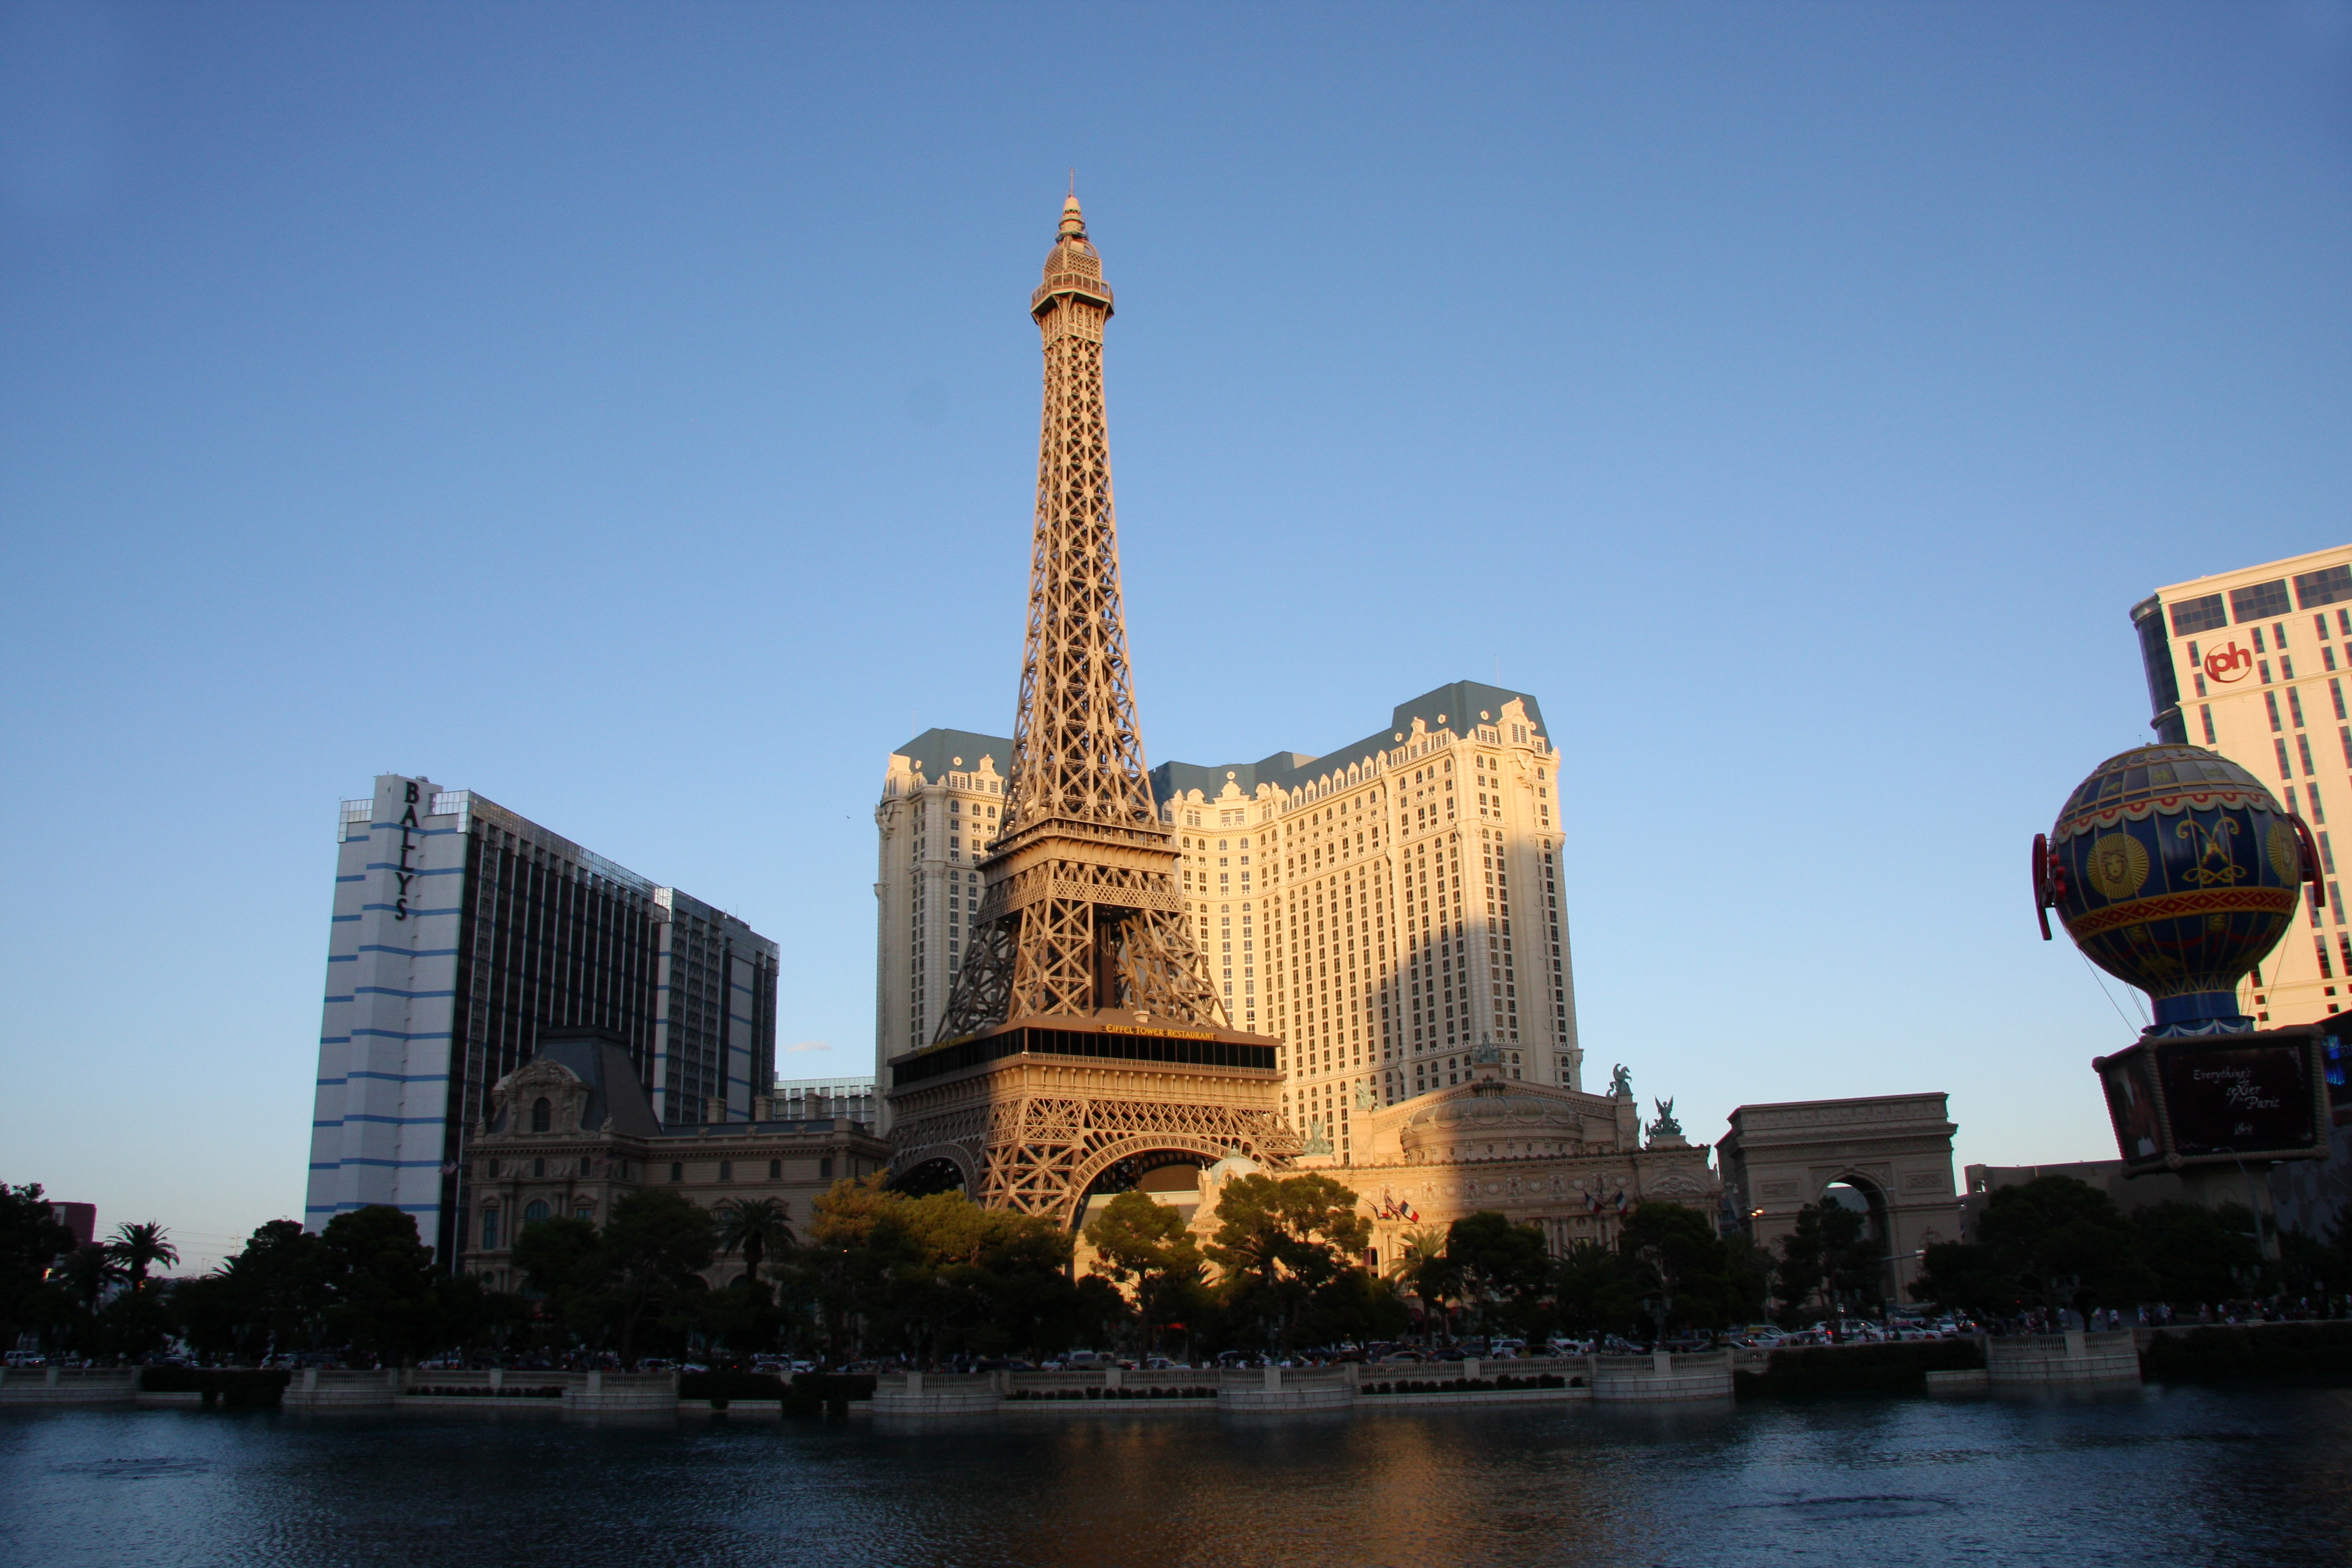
(2134, 545), (2352, 1032)
(874, 681), (1580, 1158)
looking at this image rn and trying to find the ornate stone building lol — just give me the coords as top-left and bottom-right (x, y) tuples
(1335, 1060), (1716, 1261)
(1716, 1094), (1961, 1302)
(454, 1028), (889, 1292)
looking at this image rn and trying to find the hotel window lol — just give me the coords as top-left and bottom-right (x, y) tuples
(531, 1097), (552, 1132)
(2171, 593), (2227, 635)
(2201, 705), (2216, 744)
(2267, 693), (2284, 731)
(2292, 689), (2309, 727)
(479, 1208), (500, 1250)
(719, 1160), (733, 1181)
(2235, 580), (2292, 623)
(2276, 740), (2293, 779)
(2319, 936), (2335, 979)
(769, 1158), (782, 1179)
(2301, 735), (2318, 776)
(2296, 564), (2352, 609)
(820, 1157), (834, 1180)
(670, 1162), (683, 1183)
(523, 1200), (549, 1226)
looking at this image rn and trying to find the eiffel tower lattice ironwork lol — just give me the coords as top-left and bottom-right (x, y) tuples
(936, 194), (1226, 1040)
(887, 195), (1293, 1219)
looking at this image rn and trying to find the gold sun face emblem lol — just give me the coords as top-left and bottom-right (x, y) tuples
(2269, 822), (2302, 884)
(2086, 832), (2151, 900)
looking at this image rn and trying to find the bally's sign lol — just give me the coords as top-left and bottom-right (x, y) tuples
(390, 780), (426, 921)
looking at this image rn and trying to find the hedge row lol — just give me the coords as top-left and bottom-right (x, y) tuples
(1364, 1374), (1573, 1395)
(2141, 1322), (2352, 1382)
(137, 1368), (292, 1406)
(1734, 1339), (1985, 1399)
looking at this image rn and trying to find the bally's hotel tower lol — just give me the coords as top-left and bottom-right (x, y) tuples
(306, 776), (778, 1262)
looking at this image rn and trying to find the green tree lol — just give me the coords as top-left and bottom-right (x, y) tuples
(105, 1221), (178, 1294)
(1442, 1211), (1553, 1338)
(1975, 1175), (2154, 1314)
(319, 1206), (442, 1364)
(56, 1244), (128, 1349)
(598, 1188), (716, 1366)
(1084, 1191), (1203, 1354)
(220, 1220), (328, 1359)
(0, 1184), (74, 1354)
(713, 1197), (797, 1290)
(1618, 1201), (1758, 1334)
(509, 1214), (606, 1347)
(2129, 1201), (2262, 1305)
(1911, 1241), (2015, 1318)
(1206, 1173), (1372, 1352)
(1775, 1201), (1880, 1319)
(1552, 1241), (1639, 1336)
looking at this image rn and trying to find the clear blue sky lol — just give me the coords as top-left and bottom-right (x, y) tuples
(4, 4), (2347, 1270)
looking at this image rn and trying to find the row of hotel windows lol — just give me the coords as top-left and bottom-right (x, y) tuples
(482, 1154), (831, 1183)
(2168, 566), (2352, 635)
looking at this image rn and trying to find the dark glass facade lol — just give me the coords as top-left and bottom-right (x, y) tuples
(2132, 595), (2189, 744)
(425, 800), (779, 1269)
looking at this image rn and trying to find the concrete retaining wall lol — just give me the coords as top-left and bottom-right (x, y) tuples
(1987, 1331), (2141, 1387)
(0, 1368), (137, 1404)
(1592, 1351), (1734, 1402)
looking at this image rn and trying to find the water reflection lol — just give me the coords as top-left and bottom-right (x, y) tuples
(3, 1388), (2348, 1567)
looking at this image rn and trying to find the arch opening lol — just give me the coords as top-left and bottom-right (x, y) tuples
(890, 1157), (970, 1200)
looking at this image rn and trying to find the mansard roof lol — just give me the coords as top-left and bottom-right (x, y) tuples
(492, 1027), (662, 1138)
(892, 728), (1013, 782)
(1148, 682), (1551, 805)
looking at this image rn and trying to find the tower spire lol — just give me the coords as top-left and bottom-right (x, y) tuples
(936, 194), (1221, 1037)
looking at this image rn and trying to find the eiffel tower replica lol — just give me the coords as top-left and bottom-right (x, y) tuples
(886, 194), (1296, 1218)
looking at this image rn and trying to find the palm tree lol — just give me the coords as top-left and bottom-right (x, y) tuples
(57, 1243), (128, 1332)
(106, 1221), (179, 1293)
(713, 1198), (795, 1290)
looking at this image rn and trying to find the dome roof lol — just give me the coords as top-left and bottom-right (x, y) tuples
(1400, 1082), (1587, 1152)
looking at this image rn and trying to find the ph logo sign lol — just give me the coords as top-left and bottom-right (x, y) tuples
(2204, 642), (2253, 684)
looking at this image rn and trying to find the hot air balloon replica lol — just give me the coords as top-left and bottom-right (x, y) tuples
(2035, 744), (2333, 1220)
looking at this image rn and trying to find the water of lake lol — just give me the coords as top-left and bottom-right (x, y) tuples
(5, 1386), (2346, 1567)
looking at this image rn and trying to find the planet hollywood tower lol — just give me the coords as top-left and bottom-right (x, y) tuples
(884, 195), (1297, 1218)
